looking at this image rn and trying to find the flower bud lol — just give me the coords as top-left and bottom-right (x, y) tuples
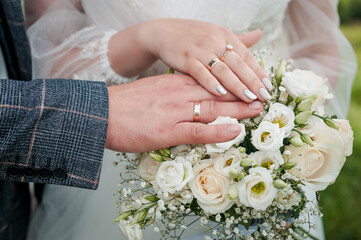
(258, 59), (266, 70)
(239, 147), (246, 154)
(295, 96), (302, 104)
(149, 153), (165, 162)
(229, 169), (240, 179)
(144, 195), (159, 202)
(297, 99), (314, 112)
(240, 158), (253, 168)
(237, 171), (247, 181)
(275, 60), (286, 83)
(114, 210), (135, 222)
(294, 111), (313, 125)
(301, 134), (314, 146)
(158, 148), (171, 157)
(282, 162), (297, 170)
(290, 136), (304, 147)
(273, 179), (288, 189)
(134, 209), (148, 223)
(228, 182), (239, 200)
(324, 118), (340, 130)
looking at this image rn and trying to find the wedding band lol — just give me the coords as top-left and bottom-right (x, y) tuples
(206, 58), (221, 71)
(193, 102), (201, 122)
(220, 44), (234, 61)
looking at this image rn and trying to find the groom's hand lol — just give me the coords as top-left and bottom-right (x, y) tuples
(105, 74), (263, 152)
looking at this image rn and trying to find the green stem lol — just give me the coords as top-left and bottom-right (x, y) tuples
(312, 112), (325, 120)
(292, 128), (303, 136)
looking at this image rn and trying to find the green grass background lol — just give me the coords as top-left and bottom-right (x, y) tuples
(319, 24), (361, 240)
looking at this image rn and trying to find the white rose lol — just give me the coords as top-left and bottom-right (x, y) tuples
(250, 150), (284, 169)
(155, 158), (194, 195)
(214, 147), (245, 177)
(251, 121), (285, 151)
(189, 159), (234, 214)
(263, 103), (295, 137)
(138, 154), (162, 181)
(282, 69), (330, 108)
(335, 119), (353, 156)
(238, 167), (277, 210)
(119, 220), (144, 240)
(205, 116), (246, 153)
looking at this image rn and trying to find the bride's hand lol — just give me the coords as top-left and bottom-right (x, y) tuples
(108, 19), (272, 102)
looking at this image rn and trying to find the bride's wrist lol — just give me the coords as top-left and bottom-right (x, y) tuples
(107, 25), (157, 77)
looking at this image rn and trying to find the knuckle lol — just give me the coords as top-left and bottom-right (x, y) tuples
(240, 51), (253, 62)
(233, 57), (245, 67)
(203, 75), (215, 86)
(207, 100), (219, 117)
(215, 63), (228, 74)
(190, 125), (203, 142)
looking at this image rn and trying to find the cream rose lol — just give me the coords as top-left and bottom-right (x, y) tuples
(335, 119), (353, 156)
(214, 147), (245, 177)
(154, 158), (194, 196)
(189, 159), (234, 214)
(250, 150), (284, 169)
(205, 116), (246, 153)
(263, 103), (295, 137)
(282, 69), (331, 108)
(238, 167), (277, 210)
(138, 154), (162, 181)
(286, 140), (346, 191)
(251, 121), (285, 151)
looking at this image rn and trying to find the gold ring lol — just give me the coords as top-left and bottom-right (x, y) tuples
(193, 102), (201, 122)
(220, 44), (234, 62)
(206, 58), (221, 71)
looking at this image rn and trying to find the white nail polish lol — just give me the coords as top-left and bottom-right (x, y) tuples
(259, 88), (271, 100)
(216, 85), (227, 95)
(262, 77), (273, 90)
(244, 89), (257, 100)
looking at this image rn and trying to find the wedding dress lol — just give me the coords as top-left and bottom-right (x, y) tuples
(25, 0), (356, 239)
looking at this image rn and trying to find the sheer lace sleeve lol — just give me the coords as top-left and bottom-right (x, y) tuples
(284, 0), (357, 118)
(25, 0), (137, 86)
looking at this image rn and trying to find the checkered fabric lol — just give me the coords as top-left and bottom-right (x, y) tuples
(0, 0), (110, 239)
(0, 78), (109, 189)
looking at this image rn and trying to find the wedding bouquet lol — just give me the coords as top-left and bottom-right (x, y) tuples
(114, 56), (353, 240)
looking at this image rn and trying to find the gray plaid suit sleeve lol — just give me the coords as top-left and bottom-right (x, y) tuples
(0, 78), (109, 190)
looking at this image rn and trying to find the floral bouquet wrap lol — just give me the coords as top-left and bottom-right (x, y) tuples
(114, 56), (353, 240)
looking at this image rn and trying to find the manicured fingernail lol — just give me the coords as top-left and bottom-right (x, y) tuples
(262, 77), (273, 90)
(216, 85), (227, 95)
(259, 88), (271, 100)
(249, 100), (263, 110)
(244, 89), (257, 100)
(227, 124), (241, 133)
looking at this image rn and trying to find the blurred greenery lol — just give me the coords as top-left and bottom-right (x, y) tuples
(339, 0), (361, 23)
(319, 24), (361, 239)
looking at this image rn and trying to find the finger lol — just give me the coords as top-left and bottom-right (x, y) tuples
(184, 100), (264, 123)
(170, 122), (242, 145)
(231, 41), (273, 92)
(211, 60), (258, 102)
(223, 51), (271, 101)
(188, 60), (228, 97)
(237, 29), (262, 48)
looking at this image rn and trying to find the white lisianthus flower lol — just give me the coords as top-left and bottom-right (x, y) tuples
(214, 147), (245, 177)
(170, 145), (205, 165)
(189, 159), (234, 214)
(238, 167), (277, 210)
(118, 220), (144, 240)
(334, 119), (353, 156)
(250, 150), (284, 169)
(263, 103), (295, 137)
(154, 158), (194, 195)
(205, 116), (246, 153)
(282, 69), (330, 108)
(138, 154), (162, 181)
(251, 121), (285, 151)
